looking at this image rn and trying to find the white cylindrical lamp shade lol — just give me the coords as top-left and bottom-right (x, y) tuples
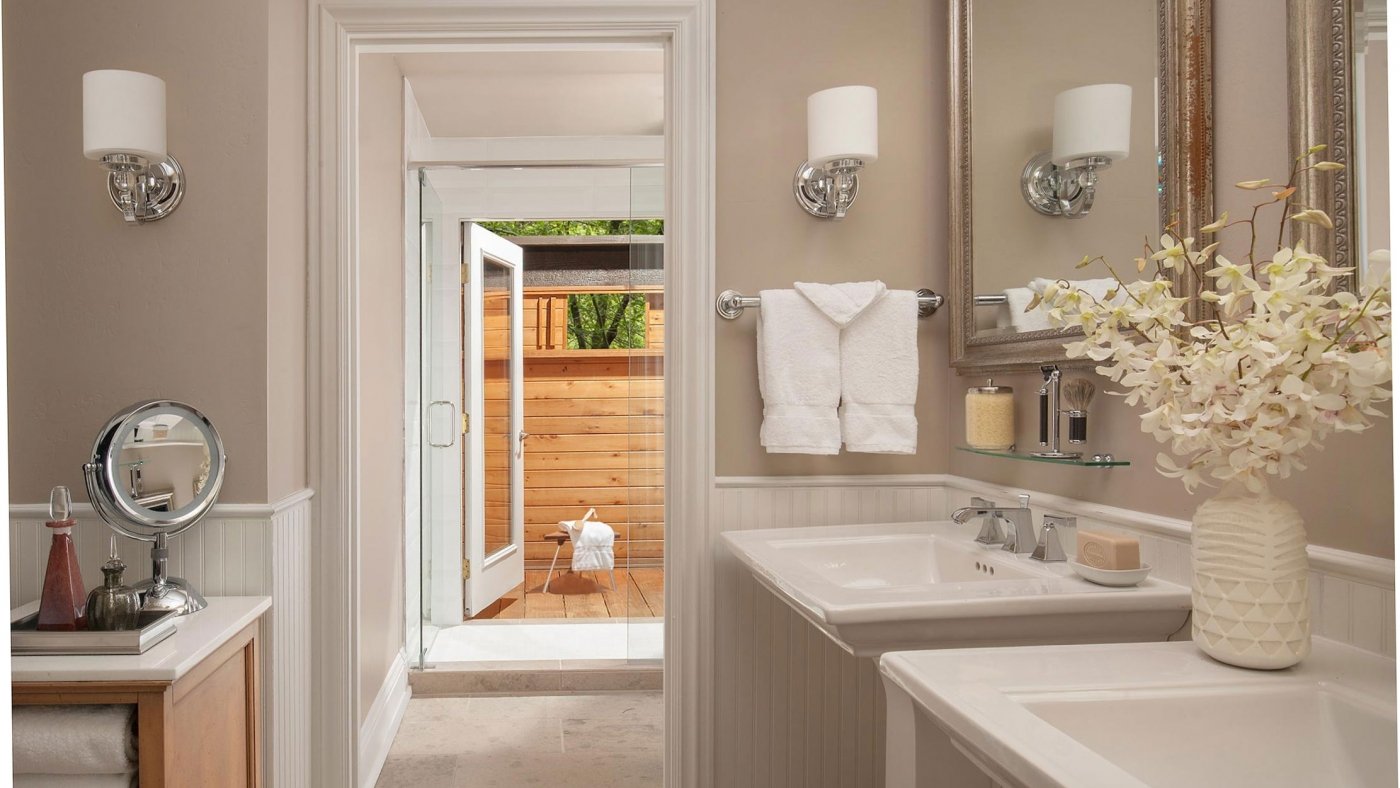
(1051, 83), (1131, 165)
(83, 70), (167, 161)
(806, 85), (878, 166)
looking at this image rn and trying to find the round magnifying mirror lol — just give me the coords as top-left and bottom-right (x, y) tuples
(83, 400), (226, 615)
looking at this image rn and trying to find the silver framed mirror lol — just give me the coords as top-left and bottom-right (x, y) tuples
(83, 400), (226, 614)
(948, 0), (1215, 373)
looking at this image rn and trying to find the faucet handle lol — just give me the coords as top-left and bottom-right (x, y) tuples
(1017, 493), (1031, 509)
(1030, 514), (1076, 562)
(970, 495), (996, 509)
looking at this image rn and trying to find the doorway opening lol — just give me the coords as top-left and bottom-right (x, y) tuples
(401, 48), (666, 672)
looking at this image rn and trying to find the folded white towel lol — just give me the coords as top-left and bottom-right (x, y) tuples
(14, 775), (134, 788)
(758, 284), (875, 454)
(565, 508), (615, 573)
(839, 289), (919, 453)
(13, 705), (135, 776)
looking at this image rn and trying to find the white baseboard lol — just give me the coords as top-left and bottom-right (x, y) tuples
(359, 650), (412, 788)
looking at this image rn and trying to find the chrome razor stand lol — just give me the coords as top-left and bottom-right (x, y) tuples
(1033, 365), (1081, 459)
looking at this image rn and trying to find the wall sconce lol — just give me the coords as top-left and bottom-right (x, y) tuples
(83, 70), (185, 224)
(794, 85), (878, 220)
(1021, 83), (1131, 219)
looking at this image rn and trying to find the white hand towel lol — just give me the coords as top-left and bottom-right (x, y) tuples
(566, 508), (615, 572)
(839, 289), (919, 453)
(14, 775), (134, 788)
(13, 705), (136, 775)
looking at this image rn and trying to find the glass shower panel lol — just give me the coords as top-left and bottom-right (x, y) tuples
(628, 164), (665, 663)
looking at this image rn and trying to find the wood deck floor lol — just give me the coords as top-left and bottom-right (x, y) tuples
(469, 568), (664, 620)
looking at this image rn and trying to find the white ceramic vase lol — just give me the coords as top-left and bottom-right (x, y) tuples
(1190, 479), (1311, 669)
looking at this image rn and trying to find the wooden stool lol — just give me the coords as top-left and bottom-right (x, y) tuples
(542, 530), (571, 593)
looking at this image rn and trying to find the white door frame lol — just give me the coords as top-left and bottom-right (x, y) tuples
(308, 2), (715, 786)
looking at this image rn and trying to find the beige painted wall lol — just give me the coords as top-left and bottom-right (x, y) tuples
(714, 0), (950, 477)
(3, 1), (274, 503)
(356, 55), (407, 724)
(946, 0), (1395, 558)
(267, 0), (309, 500)
(970, 0), (1159, 296)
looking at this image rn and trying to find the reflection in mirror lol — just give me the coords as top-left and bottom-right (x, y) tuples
(950, 0), (1214, 373)
(116, 412), (213, 513)
(483, 257), (514, 560)
(1289, 0), (1389, 291)
(1354, 0), (1388, 279)
(970, 0), (1160, 339)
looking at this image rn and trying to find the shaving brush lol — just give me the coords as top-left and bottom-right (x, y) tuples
(1062, 378), (1096, 444)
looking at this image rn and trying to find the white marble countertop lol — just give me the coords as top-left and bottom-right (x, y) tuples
(880, 639), (1397, 788)
(12, 596), (271, 683)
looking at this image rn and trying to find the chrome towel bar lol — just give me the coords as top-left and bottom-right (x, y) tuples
(715, 288), (945, 320)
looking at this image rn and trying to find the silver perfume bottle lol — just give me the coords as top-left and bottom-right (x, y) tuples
(86, 537), (141, 631)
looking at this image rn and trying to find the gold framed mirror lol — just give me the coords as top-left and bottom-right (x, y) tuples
(1288, 0), (1388, 293)
(949, 0), (1215, 373)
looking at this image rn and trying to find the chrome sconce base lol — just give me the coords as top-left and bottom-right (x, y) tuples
(793, 157), (865, 219)
(101, 152), (185, 224)
(1021, 153), (1110, 218)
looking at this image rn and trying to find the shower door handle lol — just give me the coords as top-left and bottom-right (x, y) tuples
(516, 430), (530, 460)
(428, 400), (457, 448)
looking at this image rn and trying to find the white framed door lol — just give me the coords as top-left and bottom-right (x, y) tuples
(464, 223), (526, 615)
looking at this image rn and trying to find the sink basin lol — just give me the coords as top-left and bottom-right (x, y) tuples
(1024, 684), (1395, 787)
(722, 521), (1190, 656)
(880, 640), (1398, 788)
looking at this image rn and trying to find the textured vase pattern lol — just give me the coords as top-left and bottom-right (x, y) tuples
(1191, 481), (1311, 670)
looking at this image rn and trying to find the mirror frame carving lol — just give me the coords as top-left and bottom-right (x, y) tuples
(1287, 0), (1359, 293)
(949, 0), (1215, 373)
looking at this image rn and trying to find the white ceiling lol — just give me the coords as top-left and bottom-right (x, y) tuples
(398, 50), (665, 138)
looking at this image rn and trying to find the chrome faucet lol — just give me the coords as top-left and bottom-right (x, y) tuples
(951, 494), (1036, 554)
(1030, 514), (1078, 562)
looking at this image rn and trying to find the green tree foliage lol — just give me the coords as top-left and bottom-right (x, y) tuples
(567, 293), (647, 349)
(477, 219), (659, 350)
(477, 219), (663, 237)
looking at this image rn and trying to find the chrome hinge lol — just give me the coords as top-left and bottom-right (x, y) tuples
(461, 263), (469, 284)
(462, 412), (470, 434)
(463, 560), (471, 579)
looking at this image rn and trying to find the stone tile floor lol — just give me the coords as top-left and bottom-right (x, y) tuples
(375, 691), (664, 787)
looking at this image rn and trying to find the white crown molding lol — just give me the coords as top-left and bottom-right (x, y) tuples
(714, 474), (1395, 589)
(9, 487), (316, 521)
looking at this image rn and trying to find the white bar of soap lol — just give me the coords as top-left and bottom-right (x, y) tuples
(1076, 530), (1140, 570)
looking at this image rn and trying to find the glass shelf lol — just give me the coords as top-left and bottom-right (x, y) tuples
(955, 445), (1130, 468)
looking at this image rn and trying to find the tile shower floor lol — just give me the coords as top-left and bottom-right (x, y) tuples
(375, 691), (664, 787)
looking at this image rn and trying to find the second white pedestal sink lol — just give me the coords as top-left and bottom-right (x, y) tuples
(721, 520), (1190, 656)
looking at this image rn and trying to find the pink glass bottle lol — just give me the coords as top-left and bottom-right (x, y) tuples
(37, 486), (87, 631)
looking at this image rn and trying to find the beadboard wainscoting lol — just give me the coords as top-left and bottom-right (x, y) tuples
(712, 475), (1395, 788)
(10, 488), (315, 788)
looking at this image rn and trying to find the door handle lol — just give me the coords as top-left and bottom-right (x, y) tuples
(428, 400), (457, 448)
(516, 430), (530, 460)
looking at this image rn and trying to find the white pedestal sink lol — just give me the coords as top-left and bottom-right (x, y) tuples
(721, 520), (1191, 656)
(880, 639), (1397, 788)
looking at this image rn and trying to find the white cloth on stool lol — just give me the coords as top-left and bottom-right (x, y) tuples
(564, 508), (615, 572)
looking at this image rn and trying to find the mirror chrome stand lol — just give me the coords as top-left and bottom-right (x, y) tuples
(1033, 365), (1082, 459)
(134, 532), (207, 614)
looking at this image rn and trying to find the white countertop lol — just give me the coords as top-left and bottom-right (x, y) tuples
(12, 596), (271, 683)
(880, 639), (1397, 788)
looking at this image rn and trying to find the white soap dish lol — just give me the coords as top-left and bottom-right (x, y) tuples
(1070, 561), (1151, 587)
